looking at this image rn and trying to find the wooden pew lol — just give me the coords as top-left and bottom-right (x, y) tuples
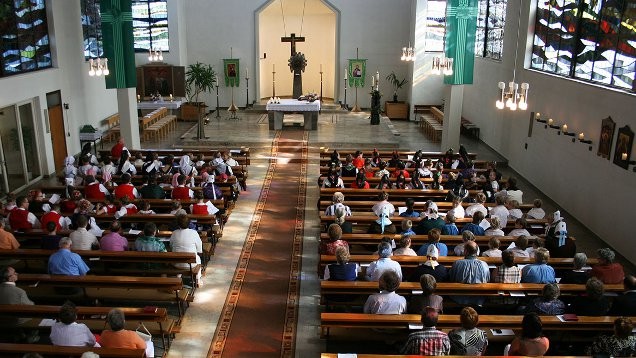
(318, 233), (550, 249)
(98, 148), (250, 166)
(0, 343), (145, 358)
(319, 188), (482, 201)
(318, 200), (532, 213)
(0, 304), (173, 349)
(102, 113), (121, 142)
(319, 149), (477, 161)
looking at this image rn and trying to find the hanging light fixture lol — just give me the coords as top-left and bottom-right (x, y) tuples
(88, 58), (109, 77)
(148, 48), (163, 62)
(400, 43), (416, 61)
(496, 0), (529, 111)
(432, 57), (453, 76)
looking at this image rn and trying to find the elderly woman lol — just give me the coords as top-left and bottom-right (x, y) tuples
(508, 313), (549, 356)
(170, 214), (203, 283)
(50, 301), (95, 347)
(363, 270), (406, 314)
(589, 317), (636, 357)
(559, 252), (589, 284)
(570, 277), (610, 316)
(590, 247), (625, 284)
(408, 273), (444, 314)
(100, 308), (146, 349)
(409, 245), (449, 282)
(320, 224), (349, 255)
(448, 307), (488, 355)
(324, 192), (351, 217)
(526, 283), (565, 315)
(324, 246), (358, 281)
(454, 231), (480, 256)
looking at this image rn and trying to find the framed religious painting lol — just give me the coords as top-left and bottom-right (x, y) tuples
(223, 59), (240, 87)
(613, 125), (634, 169)
(597, 116), (615, 160)
(348, 59), (367, 88)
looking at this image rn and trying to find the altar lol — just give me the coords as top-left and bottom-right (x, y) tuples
(137, 100), (183, 117)
(266, 99), (321, 130)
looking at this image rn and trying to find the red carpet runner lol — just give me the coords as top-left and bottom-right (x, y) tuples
(209, 130), (307, 358)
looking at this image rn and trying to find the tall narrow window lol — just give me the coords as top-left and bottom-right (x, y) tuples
(0, 0), (52, 77)
(425, 1), (447, 52)
(531, 0), (636, 92)
(132, 0), (169, 52)
(475, 0), (507, 60)
(81, 0), (103, 59)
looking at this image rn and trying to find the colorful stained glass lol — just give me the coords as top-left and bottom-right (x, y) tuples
(132, 0), (168, 52)
(81, 0), (103, 59)
(475, 0), (507, 59)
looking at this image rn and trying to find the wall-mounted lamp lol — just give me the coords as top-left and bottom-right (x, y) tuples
(535, 112), (546, 123)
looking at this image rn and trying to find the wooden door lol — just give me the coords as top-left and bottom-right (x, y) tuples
(48, 105), (67, 169)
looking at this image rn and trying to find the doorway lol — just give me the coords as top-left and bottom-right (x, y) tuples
(46, 91), (68, 170)
(0, 101), (43, 194)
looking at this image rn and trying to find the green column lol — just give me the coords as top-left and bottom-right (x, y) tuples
(444, 0), (478, 85)
(100, 0), (136, 89)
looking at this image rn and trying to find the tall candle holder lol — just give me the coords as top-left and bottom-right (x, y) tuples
(343, 77), (348, 110)
(245, 75), (250, 108)
(215, 82), (221, 119)
(319, 70), (323, 104)
(272, 70), (276, 98)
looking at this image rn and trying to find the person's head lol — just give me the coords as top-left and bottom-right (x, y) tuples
(614, 317), (634, 339)
(572, 252), (587, 270)
(171, 201), (182, 211)
(459, 307), (479, 329)
(534, 247), (550, 264)
(378, 242), (392, 258)
(332, 192), (345, 204)
(194, 190), (204, 201)
(378, 270), (401, 292)
(532, 237), (545, 249)
(76, 214), (88, 228)
(345, 154), (353, 164)
(419, 274), (437, 296)
(495, 195), (506, 205)
(464, 240), (478, 257)
(444, 211), (456, 224)
(143, 222), (158, 237)
(521, 313), (543, 339)
(501, 250), (515, 267)
(533, 198), (543, 208)
(46, 221), (57, 234)
(401, 219), (412, 232)
(488, 237), (500, 250)
(176, 214), (190, 229)
(405, 198), (415, 210)
(121, 173), (131, 184)
(59, 237), (72, 249)
(177, 174), (186, 185)
(428, 228), (441, 243)
(397, 235), (411, 249)
(106, 308), (126, 331)
(597, 247), (616, 264)
(472, 210), (485, 224)
(327, 224), (342, 242)
(515, 235), (529, 250)
(59, 301), (78, 325)
(462, 230), (475, 243)
(0, 266), (17, 283)
(421, 306), (439, 328)
(515, 217), (527, 229)
(585, 277), (605, 300)
(452, 197), (462, 208)
(16, 195), (28, 209)
(489, 216), (501, 230)
(507, 177), (518, 189)
(542, 283), (560, 301)
(335, 246), (350, 265)
(475, 192), (486, 204)
(624, 275), (636, 290)
(378, 191), (389, 201)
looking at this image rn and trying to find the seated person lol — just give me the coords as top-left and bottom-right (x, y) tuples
(569, 277), (609, 316)
(100, 221), (128, 251)
(367, 205), (396, 234)
(441, 211), (459, 236)
(492, 249), (521, 283)
(447, 196), (465, 219)
(484, 216), (504, 236)
(524, 283), (565, 315)
(465, 192), (488, 218)
(454, 231), (480, 256)
(400, 219), (415, 236)
(363, 270), (406, 314)
(507, 235), (530, 258)
(609, 275), (636, 316)
(171, 174), (194, 199)
(8, 195), (41, 231)
(0, 220), (20, 250)
(324, 192), (351, 217)
(0, 266), (38, 343)
(527, 199), (545, 219)
(48, 237), (90, 276)
(508, 217), (531, 237)
(508, 313), (549, 356)
(488, 195), (509, 227)
(590, 247), (625, 284)
(507, 200), (523, 220)
(416, 228), (448, 257)
(393, 235), (417, 256)
(320, 224), (349, 256)
(410, 244), (449, 283)
(350, 171), (369, 189)
(448, 307), (488, 356)
(399, 198), (420, 218)
(401, 307), (450, 355)
(588, 317), (636, 357)
(113, 173), (140, 199)
(366, 242), (402, 282)
(50, 301), (96, 347)
(324, 246), (358, 281)
(100, 308), (146, 349)
(559, 252), (589, 284)
(482, 237), (502, 257)
(413, 203), (445, 235)
(521, 248), (556, 283)
(408, 273), (443, 314)
(459, 211), (486, 236)
(41, 221), (63, 250)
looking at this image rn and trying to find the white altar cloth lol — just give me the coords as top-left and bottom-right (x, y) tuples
(265, 99), (320, 112)
(137, 100), (183, 110)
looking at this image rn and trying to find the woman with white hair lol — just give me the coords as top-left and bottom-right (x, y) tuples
(559, 252), (589, 284)
(590, 247), (625, 284)
(324, 192), (351, 217)
(100, 308), (146, 349)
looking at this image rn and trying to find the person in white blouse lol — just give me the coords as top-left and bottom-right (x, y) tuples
(170, 214), (203, 284)
(50, 301), (96, 347)
(363, 270), (407, 314)
(465, 193), (488, 218)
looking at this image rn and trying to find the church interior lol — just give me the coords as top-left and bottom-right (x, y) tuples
(0, 0), (636, 357)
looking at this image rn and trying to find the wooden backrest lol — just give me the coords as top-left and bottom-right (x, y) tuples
(17, 273), (183, 291)
(0, 249), (197, 264)
(0, 343), (145, 358)
(319, 149), (476, 160)
(0, 304), (167, 322)
(106, 114), (120, 128)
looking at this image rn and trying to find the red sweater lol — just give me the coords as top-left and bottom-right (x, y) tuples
(85, 182), (106, 200)
(9, 208), (32, 231)
(172, 187), (191, 200)
(191, 203), (210, 215)
(41, 211), (62, 231)
(114, 184), (135, 200)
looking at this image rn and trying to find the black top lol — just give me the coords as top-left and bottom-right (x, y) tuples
(559, 270), (589, 284)
(409, 264), (449, 283)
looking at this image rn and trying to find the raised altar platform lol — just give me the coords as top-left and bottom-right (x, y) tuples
(265, 99), (321, 130)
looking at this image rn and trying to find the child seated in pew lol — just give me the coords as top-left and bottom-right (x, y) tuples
(190, 191), (220, 216)
(484, 216), (504, 236)
(41, 221), (63, 250)
(133, 152), (144, 167)
(508, 217), (531, 237)
(393, 235), (417, 256)
(527, 199), (545, 219)
(170, 201), (187, 216)
(482, 237), (502, 257)
(400, 220), (415, 236)
(114, 196), (138, 219)
(100, 157), (117, 187)
(95, 197), (117, 216)
(408, 274), (443, 314)
(323, 246), (358, 281)
(363, 270), (406, 314)
(507, 199), (523, 219)
(453, 231), (480, 256)
(441, 212), (459, 235)
(137, 200), (156, 215)
(194, 154), (206, 168)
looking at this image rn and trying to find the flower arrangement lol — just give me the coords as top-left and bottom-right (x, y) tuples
(298, 92), (319, 102)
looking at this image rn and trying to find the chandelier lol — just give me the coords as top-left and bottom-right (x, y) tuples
(401, 43), (415, 61)
(495, 0), (529, 111)
(432, 57), (453, 76)
(88, 58), (109, 77)
(148, 49), (163, 62)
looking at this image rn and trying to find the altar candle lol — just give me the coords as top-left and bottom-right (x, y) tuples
(169, 93), (173, 100)
(376, 71), (380, 84)
(562, 124), (568, 132)
(137, 94), (141, 101)
(344, 67), (348, 80)
(548, 118), (553, 126)
(578, 133), (584, 141)
(622, 152), (628, 161)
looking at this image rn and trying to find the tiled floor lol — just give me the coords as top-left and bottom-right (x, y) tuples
(96, 109), (632, 357)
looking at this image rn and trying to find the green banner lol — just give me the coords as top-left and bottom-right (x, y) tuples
(223, 59), (240, 87)
(348, 59), (367, 88)
(101, 0), (136, 89)
(444, 0), (478, 85)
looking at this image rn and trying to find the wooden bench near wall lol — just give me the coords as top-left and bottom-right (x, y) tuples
(0, 343), (145, 358)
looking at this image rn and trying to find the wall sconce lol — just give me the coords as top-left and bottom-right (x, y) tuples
(577, 132), (593, 151)
(547, 118), (560, 130)
(535, 112), (546, 123)
(561, 124), (575, 139)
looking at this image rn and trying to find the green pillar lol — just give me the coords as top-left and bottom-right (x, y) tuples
(444, 0), (478, 85)
(100, 0), (136, 89)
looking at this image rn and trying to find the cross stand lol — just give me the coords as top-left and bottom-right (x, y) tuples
(319, 70), (323, 104)
(215, 83), (221, 118)
(227, 86), (239, 120)
(245, 76), (250, 108)
(352, 87), (361, 112)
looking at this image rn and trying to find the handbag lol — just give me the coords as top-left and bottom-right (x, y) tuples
(135, 322), (155, 357)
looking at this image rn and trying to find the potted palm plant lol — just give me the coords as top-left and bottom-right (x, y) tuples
(183, 62), (216, 138)
(386, 72), (407, 102)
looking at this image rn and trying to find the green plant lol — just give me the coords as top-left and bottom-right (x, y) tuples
(385, 72), (408, 101)
(185, 62), (217, 104)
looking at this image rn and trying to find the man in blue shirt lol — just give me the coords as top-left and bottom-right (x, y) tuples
(48, 237), (90, 276)
(521, 247), (556, 283)
(448, 241), (490, 305)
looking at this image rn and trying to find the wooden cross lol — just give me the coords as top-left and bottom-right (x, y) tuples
(281, 33), (305, 56)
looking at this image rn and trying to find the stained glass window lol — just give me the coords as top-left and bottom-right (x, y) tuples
(0, 0), (52, 77)
(531, 0), (636, 91)
(132, 0), (168, 52)
(475, 0), (507, 60)
(81, 0), (103, 59)
(425, 1), (447, 52)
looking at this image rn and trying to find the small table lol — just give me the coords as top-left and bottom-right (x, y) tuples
(79, 131), (103, 153)
(266, 99), (321, 130)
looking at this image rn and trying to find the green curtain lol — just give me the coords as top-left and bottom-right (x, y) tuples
(101, 0), (137, 89)
(444, 0), (478, 85)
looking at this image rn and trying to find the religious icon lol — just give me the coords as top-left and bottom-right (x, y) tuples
(353, 64), (361, 77)
(348, 59), (367, 88)
(223, 59), (240, 87)
(597, 116), (615, 160)
(613, 125), (634, 169)
(227, 64), (236, 78)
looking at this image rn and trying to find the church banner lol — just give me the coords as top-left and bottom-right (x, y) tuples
(348, 59), (367, 88)
(444, 0), (478, 85)
(223, 59), (240, 87)
(101, 0), (137, 89)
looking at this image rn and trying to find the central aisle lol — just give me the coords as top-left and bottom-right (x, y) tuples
(209, 130), (308, 358)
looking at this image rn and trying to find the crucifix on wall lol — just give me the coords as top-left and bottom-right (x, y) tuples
(282, 33), (306, 98)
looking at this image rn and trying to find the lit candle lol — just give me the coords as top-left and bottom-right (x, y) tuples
(169, 93), (173, 100)
(548, 118), (553, 126)
(344, 67), (348, 80)
(562, 124), (568, 132)
(137, 94), (141, 101)
(622, 152), (628, 161)
(376, 71), (380, 84)
(578, 133), (584, 141)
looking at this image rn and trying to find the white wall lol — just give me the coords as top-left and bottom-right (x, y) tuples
(462, 0), (636, 263)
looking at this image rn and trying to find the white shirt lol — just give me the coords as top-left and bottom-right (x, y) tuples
(489, 205), (509, 229)
(508, 228), (531, 237)
(69, 227), (99, 250)
(170, 228), (203, 268)
(448, 205), (465, 219)
(366, 257), (402, 281)
(372, 201), (395, 217)
(50, 322), (96, 347)
(527, 208), (546, 220)
(508, 208), (524, 219)
(465, 203), (487, 218)
(363, 291), (407, 314)
(324, 203), (351, 217)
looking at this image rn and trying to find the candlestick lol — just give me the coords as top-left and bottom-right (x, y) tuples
(344, 67), (348, 80)
(578, 133), (584, 141)
(622, 152), (628, 161)
(169, 94), (173, 102)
